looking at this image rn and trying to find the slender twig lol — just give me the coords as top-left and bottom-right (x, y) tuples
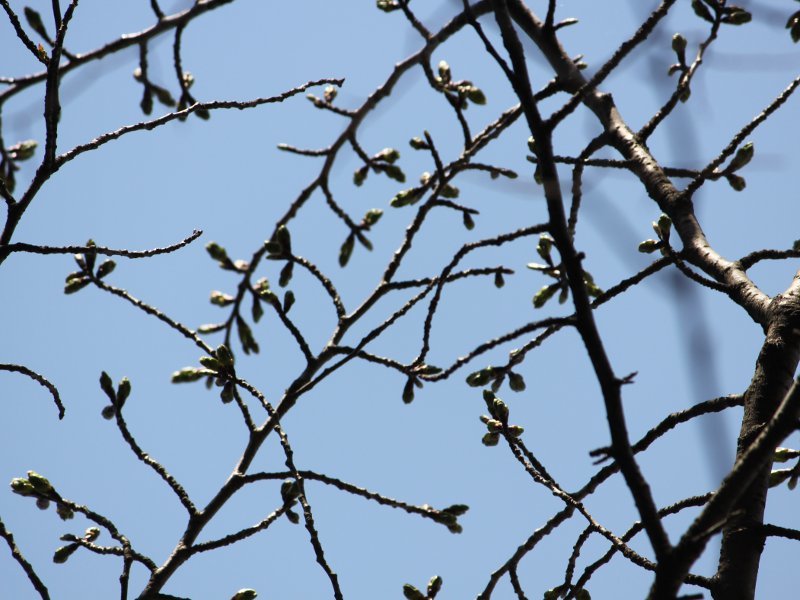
(0, 363), (64, 418)
(4, 230), (202, 258)
(0, 517), (50, 600)
(56, 79), (344, 169)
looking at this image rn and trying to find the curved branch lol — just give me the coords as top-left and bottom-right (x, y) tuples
(0, 363), (64, 418)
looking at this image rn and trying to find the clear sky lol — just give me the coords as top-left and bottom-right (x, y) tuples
(2, 1), (799, 598)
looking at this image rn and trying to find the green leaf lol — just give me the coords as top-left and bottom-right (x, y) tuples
(205, 241), (229, 263)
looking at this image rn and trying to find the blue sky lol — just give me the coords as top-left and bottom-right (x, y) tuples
(2, 1), (800, 598)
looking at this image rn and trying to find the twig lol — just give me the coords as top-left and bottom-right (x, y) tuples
(0, 363), (64, 418)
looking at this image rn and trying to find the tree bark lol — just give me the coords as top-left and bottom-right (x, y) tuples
(714, 291), (800, 599)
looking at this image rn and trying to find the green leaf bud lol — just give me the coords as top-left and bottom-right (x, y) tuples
(428, 575), (443, 597)
(353, 165), (369, 187)
(409, 137), (428, 150)
(507, 425), (524, 438)
(101, 405), (116, 420)
(210, 291), (235, 306)
(532, 284), (559, 308)
(36, 497), (51, 510)
(390, 188), (422, 208)
(364, 208), (383, 226)
(84, 527), (101, 542)
(463, 212), (475, 230)
(437, 60), (451, 83)
(116, 377), (131, 405)
(99, 371), (116, 402)
(251, 295), (264, 322)
(10, 478), (36, 496)
(276, 225), (292, 254)
(64, 277), (90, 294)
(671, 33), (687, 55)
(403, 584), (425, 600)
(205, 242), (229, 263)
(231, 590), (258, 600)
(727, 141), (754, 172)
(96, 259), (116, 279)
(466, 367), (494, 387)
(382, 164), (406, 183)
(726, 173), (746, 191)
(220, 382), (235, 404)
(8, 140), (38, 161)
(490, 397), (509, 422)
(402, 378), (416, 404)
(769, 468), (792, 488)
(481, 432), (500, 447)
(508, 372), (526, 392)
(27, 471), (54, 495)
(171, 367), (206, 383)
(494, 272), (505, 289)
(691, 0), (714, 22)
(485, 419), (503, 433)
(279, 262), (294, 288)
(339, 234), (355, 267)
(440, 184), (460, 199)
(465, 86), (486, 105)
(53, 544), (79, 564)
(323, 84), (337, 103)
(199, 356), (222, 372)
(216, 344), (235, 368)
(722, 7), (751, 25)
(773, 447), (800, 463)
(638, 239), (661, 254)
(376, 0), (400, 12)
(56, 503), (74, 520)
(283, 290), (295, 313)
(374, 147), (400, 164)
